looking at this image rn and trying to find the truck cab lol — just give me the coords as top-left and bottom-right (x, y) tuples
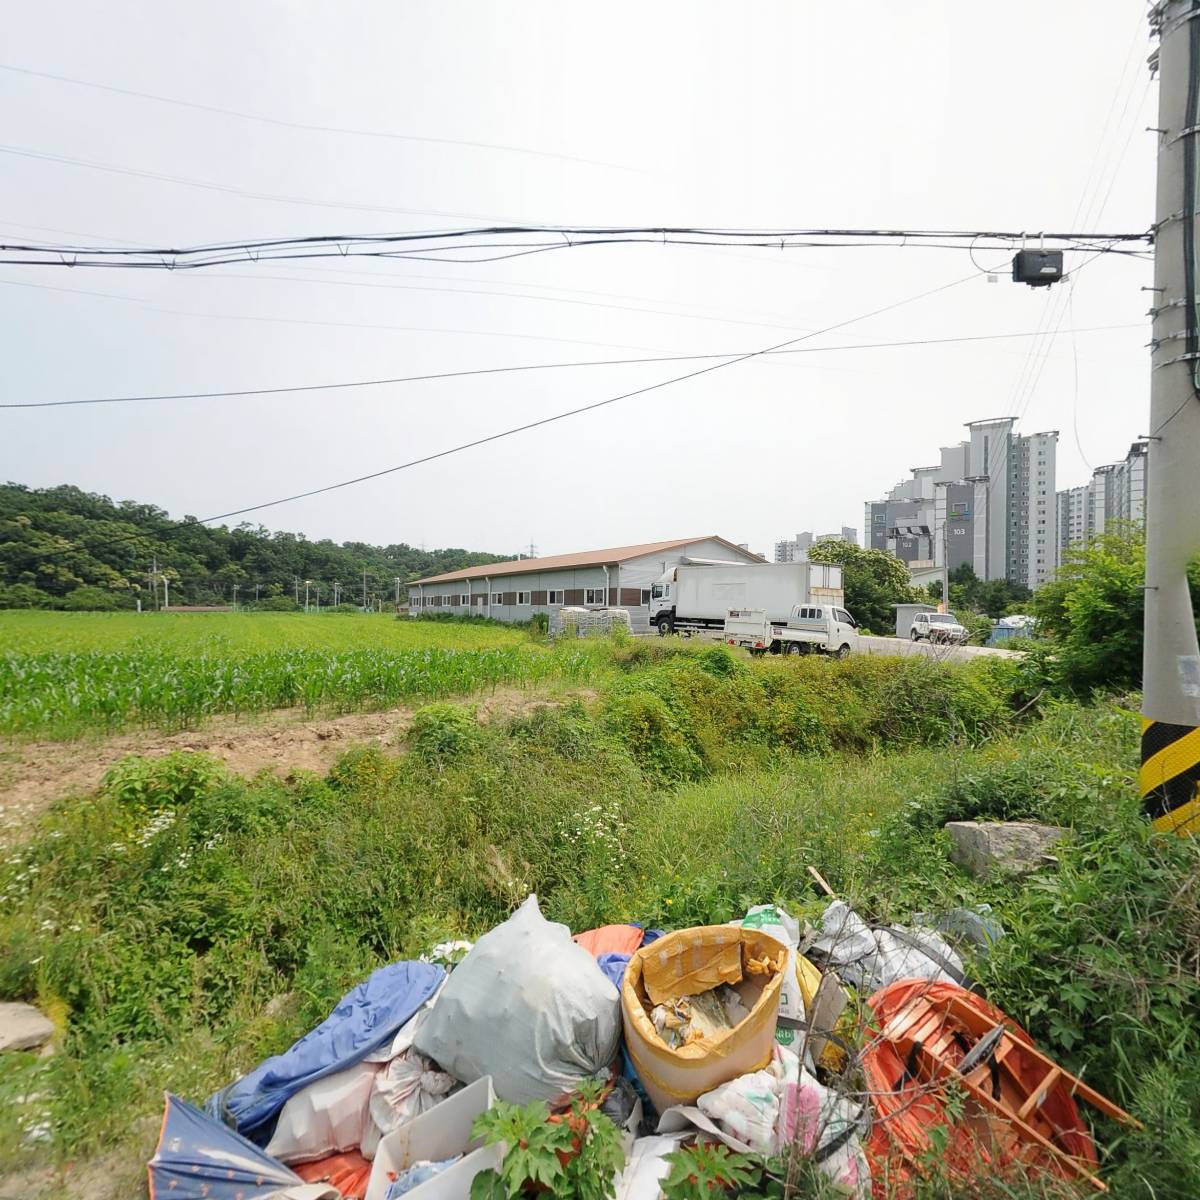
(649, 571), (675, 635)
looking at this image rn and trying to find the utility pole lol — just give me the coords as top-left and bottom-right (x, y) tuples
(163, 575), (170, 610)
(394, 576), (401, 607)
(232, 583), (239, 609)
(294, 575), (300, 606)
(149, 557), (158, 612)
(1144, 2), (1200, 835)
(255, 582), (261, 602)
(333, 580), (341, 606)
(362, 567), (368, 610)
(304, 579), (311, 612)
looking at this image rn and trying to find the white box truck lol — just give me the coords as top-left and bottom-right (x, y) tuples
(648, 559), (844, 636)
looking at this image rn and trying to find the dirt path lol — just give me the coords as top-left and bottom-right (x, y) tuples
(0, 686), (590, 843)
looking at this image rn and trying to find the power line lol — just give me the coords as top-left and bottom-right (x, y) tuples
(0, 323), (1145, 410)
(0, 224), (1153, 272)
(0, 61), (632, 172)
(0, 141), (519, 226)
(29, 271), (983, 558)
(195, 272), (983, 524)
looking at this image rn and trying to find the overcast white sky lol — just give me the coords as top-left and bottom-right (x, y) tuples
(1, 1), (1155, 559)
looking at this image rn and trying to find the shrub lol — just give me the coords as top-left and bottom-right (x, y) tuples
(408, 703), (481, 766)
(102, 752), (229, 815)
(952, 608), (992, 645)
(0, 583), (53, 609)
(602, 687), (702, 780)
(253, 595), (301, 611)
(61, 585), (127, 611)
(507, 701), (599, 760)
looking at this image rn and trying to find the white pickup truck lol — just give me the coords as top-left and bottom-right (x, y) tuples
(723, 604), (860, 658)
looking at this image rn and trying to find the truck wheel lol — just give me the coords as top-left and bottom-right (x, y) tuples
(786, 642), (803, 655)
(910, 629), (921, 641)
(656, 616), (674, 636)
(835, 644), (851, 659)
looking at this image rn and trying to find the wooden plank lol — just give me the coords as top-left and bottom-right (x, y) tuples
(940, 993), (1141, 1130)
(909, 1043), (1107, 1193)
(1018, 1067), (1060, 1122)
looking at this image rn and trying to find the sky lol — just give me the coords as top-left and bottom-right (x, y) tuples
(1, 1), (1157, 560)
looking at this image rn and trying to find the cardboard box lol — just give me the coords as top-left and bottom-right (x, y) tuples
(364, 1076), (502, 1200)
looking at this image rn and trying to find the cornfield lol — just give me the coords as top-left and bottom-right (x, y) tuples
(0, 645), (597, 738)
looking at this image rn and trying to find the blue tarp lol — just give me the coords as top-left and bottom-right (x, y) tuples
(597, 952), (631, 989)
(208, 959), (444, 1145)
(149, 1093), (334, 1200)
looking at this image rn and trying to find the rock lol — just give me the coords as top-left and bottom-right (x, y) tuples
(0, 1002), (55, 1052)
(944, 821), (1068, 879)
(263, 991), (300, 1020)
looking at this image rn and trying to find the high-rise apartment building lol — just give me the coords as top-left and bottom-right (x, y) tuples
(1055, 440), (1148, 563)
(774, 527), (857, 563)
(864, 418), (1058, 591)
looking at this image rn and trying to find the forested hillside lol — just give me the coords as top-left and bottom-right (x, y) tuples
(0, 483), (508, 609)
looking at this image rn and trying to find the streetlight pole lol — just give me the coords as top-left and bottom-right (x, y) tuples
(1143, 2), (1200, 834)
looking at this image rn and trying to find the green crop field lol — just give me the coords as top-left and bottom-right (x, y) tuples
(0, 610), (525, 655)
(0, 612), (598, 739)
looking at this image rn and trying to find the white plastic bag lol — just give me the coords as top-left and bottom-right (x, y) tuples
(731, 904), (804, 1025)
(266, 1061), (379, 1165)
(614, 1135), (689, 1200)
(361, 1051), (459, 1159)
(413, 895), (621, 1104)
(695, 1046), (870, 1199)
(809, 899), (965, 994)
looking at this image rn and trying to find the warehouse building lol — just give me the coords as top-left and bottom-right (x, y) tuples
(409, 536), (763, 631)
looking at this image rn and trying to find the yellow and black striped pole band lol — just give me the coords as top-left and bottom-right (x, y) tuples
(1141, 717), (1200, 835)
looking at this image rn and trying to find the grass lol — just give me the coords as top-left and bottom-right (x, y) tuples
(1, 642), (1196, 1197)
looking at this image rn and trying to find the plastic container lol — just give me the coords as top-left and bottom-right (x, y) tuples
(621, 926), (784, 1114)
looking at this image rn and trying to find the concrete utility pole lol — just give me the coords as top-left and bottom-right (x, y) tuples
(394, 576), (401, 607)
(362, 568), (368, 610)
(304, 579), (311, 612)
(1144, 1), (1200, 834)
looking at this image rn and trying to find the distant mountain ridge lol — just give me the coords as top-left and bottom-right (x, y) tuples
(0, 482), (509, 609)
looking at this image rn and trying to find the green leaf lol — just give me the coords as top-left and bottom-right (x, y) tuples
(469, 1169), (509, 1200)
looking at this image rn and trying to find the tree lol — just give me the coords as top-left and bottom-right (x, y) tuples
(808, 540), (918, 633)
(1031, 525), (1200, 694)
(0, 483), (511, 608)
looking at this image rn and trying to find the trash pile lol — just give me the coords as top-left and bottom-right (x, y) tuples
(149, 892), (1138, 1200)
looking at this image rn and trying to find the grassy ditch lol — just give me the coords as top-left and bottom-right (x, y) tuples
(1, 648), (1196, 1197)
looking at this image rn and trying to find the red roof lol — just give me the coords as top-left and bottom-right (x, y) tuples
(410, 536), (761, 585)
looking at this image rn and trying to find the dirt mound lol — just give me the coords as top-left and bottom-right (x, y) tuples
(0, 687), (590, 844)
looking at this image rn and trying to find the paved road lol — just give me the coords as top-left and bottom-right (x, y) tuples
(859, 635), (1019, 661)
